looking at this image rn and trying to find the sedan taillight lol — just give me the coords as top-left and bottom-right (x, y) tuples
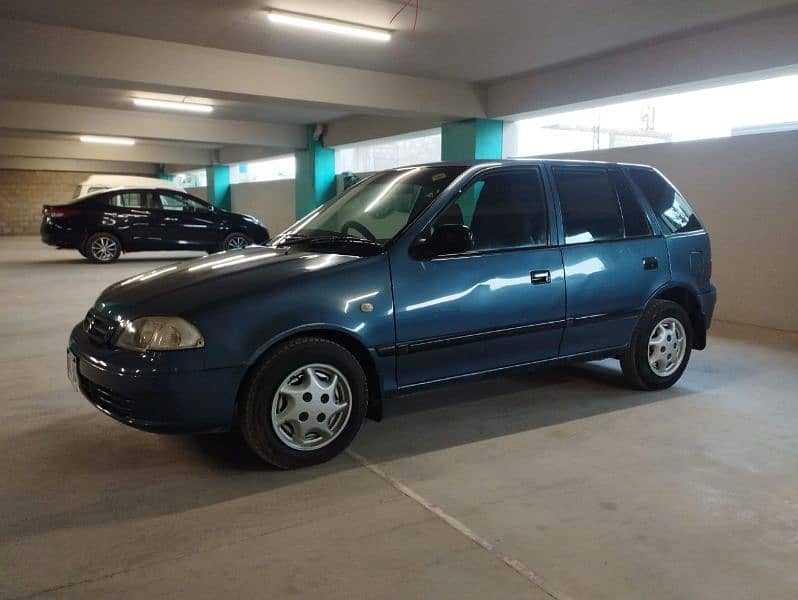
(44, 207), (81, 219)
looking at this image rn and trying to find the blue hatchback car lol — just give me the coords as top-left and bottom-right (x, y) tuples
(68, 160), (716, 468)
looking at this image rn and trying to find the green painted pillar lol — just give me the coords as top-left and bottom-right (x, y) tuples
(156, 166), (172, 182)
(441, 119), (503, 223)
(295, 125), (336, 219)
(441, 118), (504, 161)
(206, 165), (231, 210)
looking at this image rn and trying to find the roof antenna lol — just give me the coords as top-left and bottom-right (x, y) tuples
(390, 0), (420, 32)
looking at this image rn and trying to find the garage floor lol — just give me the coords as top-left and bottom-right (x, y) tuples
(2, 236), (797, 599)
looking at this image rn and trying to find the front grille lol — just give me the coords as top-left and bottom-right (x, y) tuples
(82, 310), (117, 345)
(83, 378), (136, 417)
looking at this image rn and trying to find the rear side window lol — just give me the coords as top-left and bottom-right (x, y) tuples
(628, 167), (702, 234)
(108, 192), (152, 208)
(554, 169), (624, 244)
(611, 170), (652, 238)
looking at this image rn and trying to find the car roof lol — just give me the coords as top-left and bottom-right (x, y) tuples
(75, 186), (207, 202)
(389, 158), (654, 170)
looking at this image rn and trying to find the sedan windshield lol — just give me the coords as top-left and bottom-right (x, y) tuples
(276, 166), (467, 247)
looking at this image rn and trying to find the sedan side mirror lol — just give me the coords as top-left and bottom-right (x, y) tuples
(410, 223), (474, 260)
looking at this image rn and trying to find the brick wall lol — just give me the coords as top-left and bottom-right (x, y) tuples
(0, 170), (90, 235)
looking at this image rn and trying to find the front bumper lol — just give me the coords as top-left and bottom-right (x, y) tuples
(69, 324), (243, 433)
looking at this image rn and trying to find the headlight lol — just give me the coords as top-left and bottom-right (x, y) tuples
(115, 317), (204, 351)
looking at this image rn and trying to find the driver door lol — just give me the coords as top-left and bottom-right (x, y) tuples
(155, 192), (218, 249)
(390, 167), (566, 387)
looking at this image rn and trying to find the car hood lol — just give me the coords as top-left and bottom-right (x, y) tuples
(97, 246), (361, 311)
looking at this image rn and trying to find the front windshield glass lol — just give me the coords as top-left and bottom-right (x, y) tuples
(280, 166), (467, 245)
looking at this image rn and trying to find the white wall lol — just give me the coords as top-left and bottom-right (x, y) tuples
(542, 130), (798, 331)
(231, 179), (296, 236)
(185, 186), (207, 201)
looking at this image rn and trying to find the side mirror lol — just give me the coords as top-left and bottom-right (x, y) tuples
(410, 223), (474, 259)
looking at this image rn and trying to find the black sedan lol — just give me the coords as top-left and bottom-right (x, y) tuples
(41, 188), (270, 263)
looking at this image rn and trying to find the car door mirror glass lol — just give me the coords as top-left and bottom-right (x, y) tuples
(411, 224), (474, 259)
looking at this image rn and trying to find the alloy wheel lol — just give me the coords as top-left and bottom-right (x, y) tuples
(91, 235), (118, 262)
(226, 235), (249, 250)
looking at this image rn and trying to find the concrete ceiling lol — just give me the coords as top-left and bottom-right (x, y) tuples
(0, 0), (795, 82)
(0, 1), (796, 172)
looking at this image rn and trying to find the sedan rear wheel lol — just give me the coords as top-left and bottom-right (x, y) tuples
(85, 232), (121, 263)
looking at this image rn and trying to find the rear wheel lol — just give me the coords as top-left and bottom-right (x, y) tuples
(85, 232), (121, 263)
(621, 299), (692, 390)
(221, 232), (252, 252)
(239, 337), (368, 469)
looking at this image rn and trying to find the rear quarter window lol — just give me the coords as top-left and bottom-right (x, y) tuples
(628, 167), (702, 234)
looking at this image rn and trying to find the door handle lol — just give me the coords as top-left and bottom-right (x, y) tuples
(642, 256), (658, 270)
(531, 270), (551, 285)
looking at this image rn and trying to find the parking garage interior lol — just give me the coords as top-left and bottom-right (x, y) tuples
(1, 2), (798, 598)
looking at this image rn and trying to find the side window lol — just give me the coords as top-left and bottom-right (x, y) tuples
(554, 169), (624, 244)
(628, 167), (702, 234)
(108, 192), (147, 208)
(157, 193), (188, 211)
(180, 195), (209, 212)
(611, 170), (652, 238)
(431, 169), (548, 251)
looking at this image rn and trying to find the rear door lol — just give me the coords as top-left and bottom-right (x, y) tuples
(155, 191), (219, 249)
(104, 190), (161, 250)
(551, 166), (669, 356)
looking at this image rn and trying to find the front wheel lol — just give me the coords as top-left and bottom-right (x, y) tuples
(85, 232), (121, 263)
(239, 337), (368, 469)
(621, 299), (693, 390)
(221, 232), (252, 252)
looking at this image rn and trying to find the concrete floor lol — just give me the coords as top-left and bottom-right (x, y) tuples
(2, 236), (797, 599)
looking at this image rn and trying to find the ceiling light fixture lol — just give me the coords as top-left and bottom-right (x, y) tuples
(266, 10), (391, 42)
(133, 98), (214, 113)
(79, 135), (136, 146)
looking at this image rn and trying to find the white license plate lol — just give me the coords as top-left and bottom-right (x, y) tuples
(67, 350), (79, 392)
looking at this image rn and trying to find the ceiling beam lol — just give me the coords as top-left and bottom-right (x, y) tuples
(0, 100), (305, 148)
(0, 19), (485, 119)
(0, 156), (156, 174)
(486, 6), (798, 118)
(0, 135), (212, 165)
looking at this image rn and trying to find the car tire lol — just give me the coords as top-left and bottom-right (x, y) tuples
(621, 299), (693, 390)
(221, 232), (252, 252)
(85, 232), (122, 264)
(239, 336), (369, 469)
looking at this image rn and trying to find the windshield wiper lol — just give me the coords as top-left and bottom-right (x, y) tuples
(274, 234), (309, 247)
(307, 235), (383, 249)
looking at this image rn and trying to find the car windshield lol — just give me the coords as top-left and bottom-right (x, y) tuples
(275, 166), (467, 247)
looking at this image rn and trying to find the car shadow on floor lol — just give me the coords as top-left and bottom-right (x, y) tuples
(2, 357), (742, 539)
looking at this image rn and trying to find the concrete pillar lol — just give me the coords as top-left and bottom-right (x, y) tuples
(295, 125), (335, 219)
(441, 118), (504, 161)
(156, 166), (172, 182)
(206, 165), (231, 210)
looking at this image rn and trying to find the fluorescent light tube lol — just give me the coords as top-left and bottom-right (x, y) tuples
(79, 135), (136, 146)
(133, 98), (214, 113)
(267, 11), (391, 42)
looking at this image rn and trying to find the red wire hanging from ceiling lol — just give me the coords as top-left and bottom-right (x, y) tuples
(390, 0), (420, 32)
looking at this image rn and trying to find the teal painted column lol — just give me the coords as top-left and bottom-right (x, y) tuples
(156, 166), (172, 182)
(441, 118), (504, 161)
(206, 165), (231, 210)
(295, 125), (335, 219)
